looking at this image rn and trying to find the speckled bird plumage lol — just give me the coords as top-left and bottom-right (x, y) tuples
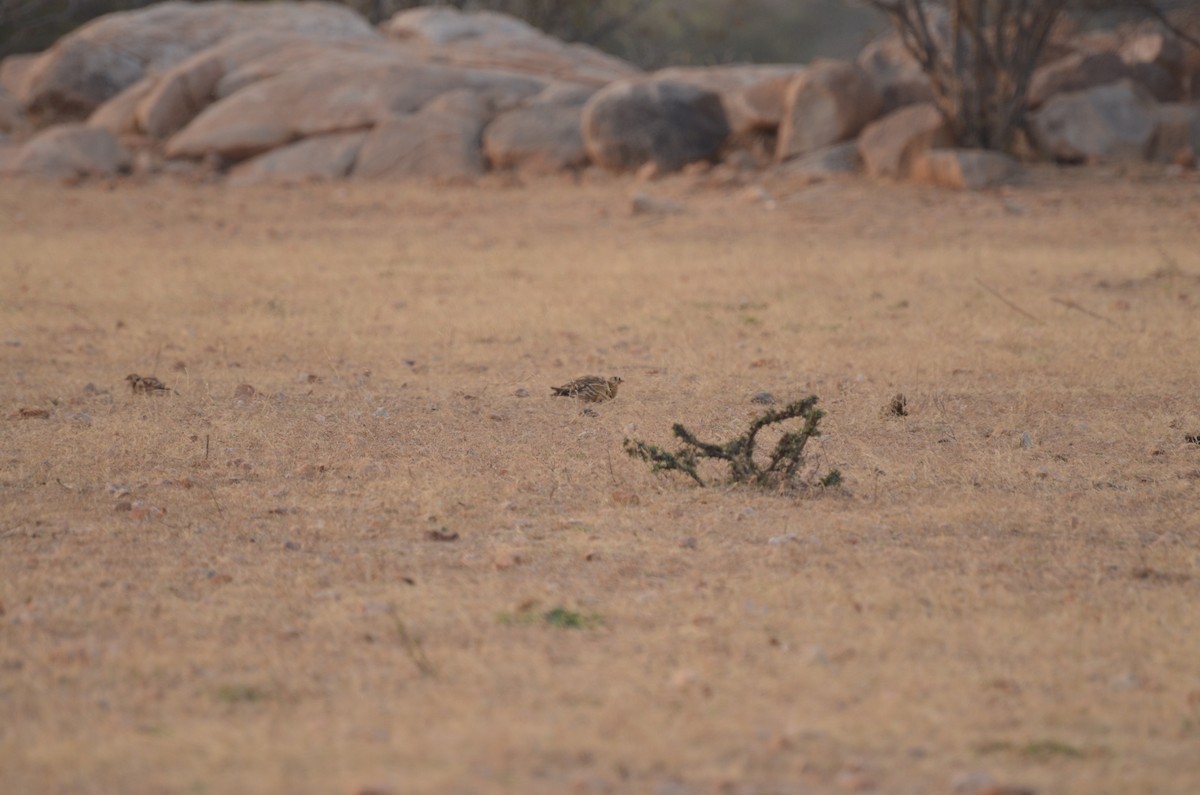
(126, 374), (173, 395)
(551, 375), (622, 403)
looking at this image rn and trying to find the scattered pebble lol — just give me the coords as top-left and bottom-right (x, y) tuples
(630, 192), (684, 216)
(373, 406), (388, 418)
(750, 391), (775, 405)
(952, 771), (995, 794)
(284, 541), (301, 551)
(768, 533), (798, 545)
(677, 536), (698, 549)
(513, 387), (529, 397)
(1020, 432), (1033, 448)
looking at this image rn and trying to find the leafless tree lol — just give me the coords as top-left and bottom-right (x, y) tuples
(858, 0), (1198, 152)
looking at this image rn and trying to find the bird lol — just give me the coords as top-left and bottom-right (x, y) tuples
(126, 374), (174, 395)
(551, 375), (622, 403)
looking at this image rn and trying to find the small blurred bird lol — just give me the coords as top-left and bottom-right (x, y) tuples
(551, 375), (622, 403)
(126, 374), (174, 395)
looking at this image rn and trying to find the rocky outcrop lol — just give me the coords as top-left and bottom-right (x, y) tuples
(229, 130), (366, 185)
(581, 78), (729, 173)
(2, 123), (129, 177)
(1030, 79), (1159, 162)
(483, 102), (587, 174)
(1030, 51), (1130, 108)
(0, 85), (26, 134)
(655, 65), (807, 139)
(17, 1), (374, 122)
(777, 141), (861, 179)
(775, 59), (881, 162)
(354, 90), (489, 180)
(381, 7), (639, 86)
(858, 102), (953, 178)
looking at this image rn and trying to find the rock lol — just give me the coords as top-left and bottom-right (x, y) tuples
(166, 57), (484, 161)
(1030, 79), (1159, 162)
(381, 6), (639, 86)
(582, 78), (730, 173)
(857, 32), (934, 114)
(630, 192), (684, 216)
(4, 123), (130, 178)
(0, 53), (37, 97)
(229, 131), (367, 185)
(18, 1), (375, 121)
(1125, 60), (1180, 103)
(354, 89), (489, 180)
(1030, 51), (1129, 107)
(137, 51), (226, 139)
(858, 102), (953, 178)
(1150, 103), (1200, 163)
(777, 140), (861, 179)
(775, 59), (881, 161)
(483, 103), (586, 174)
(911, 148), (1021, 190)
(87, 75), (155, 135)
(655, 64), (807, 138)
(1121, 29), (1187, 85)
(0, 85), (25, 134)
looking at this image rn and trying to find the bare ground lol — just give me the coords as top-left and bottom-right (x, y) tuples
(1, 167), (1199, 795)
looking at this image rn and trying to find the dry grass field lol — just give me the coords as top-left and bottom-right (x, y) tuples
(2, 167), (1199, 795)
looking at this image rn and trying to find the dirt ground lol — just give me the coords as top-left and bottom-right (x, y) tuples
(2, 166), (1199, 795)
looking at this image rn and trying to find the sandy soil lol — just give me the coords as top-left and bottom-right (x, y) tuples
(2, 166), (1199, 795)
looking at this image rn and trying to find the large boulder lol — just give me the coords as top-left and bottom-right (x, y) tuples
(654, 64), (807, 138)
(910, 148), (1020, 190)
(381, 7), (639, 86)
(483, 103), (587, 174)
(3, 124), (130, 178)
(1029, 51), (1130, 108)
(86, 76), (155, 135)
(354, 89), (489, 180)
(18, 1), (375, 121)
(581, 78), (730, 173)
(0, 85), (26, 134)
(858, 102), (953, 178)
(776, 140), (861, 179)
(1149, 103), (1200, 163)
(856, 32), (934, 115)
(1121, 28), (1187, 85)
(166, 53), (539, 161)
(0, 53), (37, 97)
(229, 130), (367, 185)
(775, 59), (881, 162)
(1030, 79), (1159, 162)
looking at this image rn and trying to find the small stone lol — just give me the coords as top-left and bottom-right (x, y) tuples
(677, 536), (698, 549)
(514, 387), (530, 397)
(284, 541), (301, 551)
(750, 391), (776, 405)
(952, 771), (995, 794)
(1020, 432), (1034, 448)
(233, 383), (257, 399)
(493, 549), (523, 570)
(630, 192), (684, 216)
(768, 533), (798, 545)
(373, 406), (388, 418)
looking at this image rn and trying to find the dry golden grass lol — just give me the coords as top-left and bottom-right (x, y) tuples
(2, 167), (1199, 795)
